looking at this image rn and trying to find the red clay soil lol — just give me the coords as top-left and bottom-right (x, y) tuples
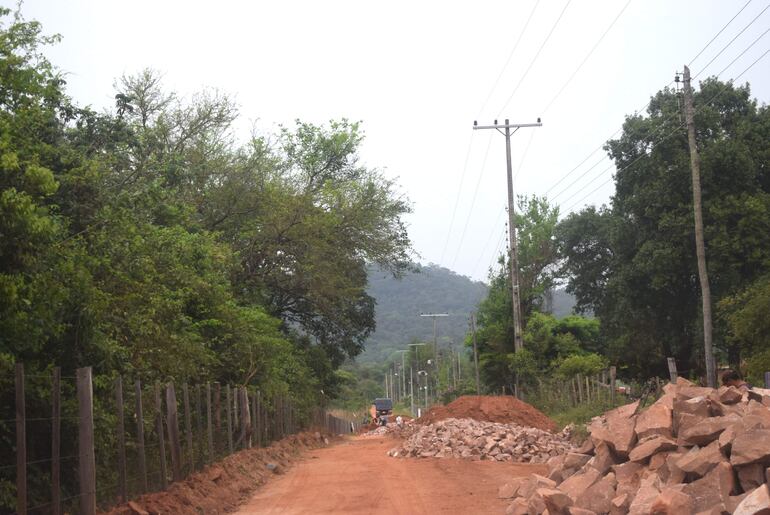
(234, 435), (546, 514)
(417, 395), (558, 432)
(101, 432), (332, 515)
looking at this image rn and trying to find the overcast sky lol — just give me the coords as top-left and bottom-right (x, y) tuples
(20, 0), (770, 282)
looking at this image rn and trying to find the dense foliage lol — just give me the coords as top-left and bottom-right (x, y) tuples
(474, 78), (770, 392)
(0, 10), (412, 507)
(558, 78), (770, 380)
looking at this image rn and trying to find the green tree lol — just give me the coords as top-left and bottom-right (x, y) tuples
(557, 79), (770, 379)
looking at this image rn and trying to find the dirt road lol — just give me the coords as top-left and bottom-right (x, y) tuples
(234, 435), (545, 515)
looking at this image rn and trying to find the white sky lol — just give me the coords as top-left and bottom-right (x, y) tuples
(19, 0), (770, 282)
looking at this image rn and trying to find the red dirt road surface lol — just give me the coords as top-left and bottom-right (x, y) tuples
(234, 435), (546, 514)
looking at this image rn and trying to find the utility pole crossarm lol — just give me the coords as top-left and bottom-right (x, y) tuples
(473, 122), (542, 130)
(472, 118), (542, 353)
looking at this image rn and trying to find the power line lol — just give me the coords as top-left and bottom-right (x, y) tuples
(713, 25), (770, 77)
(469, 205), (505, 279)
(688, 0), (754, 66)
(563, 43), (770, 213)
(513, 130), (537, 183)
(550, 155), (609, 201)
(694, 2), (770, 79)
(543, 4), (765, 200)
(438, 133), (476, 265)
(477, 0), (541, 118)
(541, 0), (634, 115)
(451, 133), (495, 268)
(497, 0), (573, 117)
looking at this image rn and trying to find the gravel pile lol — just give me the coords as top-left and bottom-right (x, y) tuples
(388, 417), (573, 463)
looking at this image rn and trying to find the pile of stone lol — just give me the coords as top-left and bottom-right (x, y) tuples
(363, 421), (415, 438)
(500, 378), (770, 514)
(388, 417), (573, 463)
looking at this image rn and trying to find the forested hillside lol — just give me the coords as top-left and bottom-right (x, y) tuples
(360, 264), (487, 362)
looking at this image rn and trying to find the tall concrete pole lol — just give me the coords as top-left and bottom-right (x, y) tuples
(473, 119), (541, 352)
(682, 66), (716, 388)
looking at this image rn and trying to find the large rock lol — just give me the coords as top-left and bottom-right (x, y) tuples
(673, 396), (711, 433)
(537, 487), (573, 514)
(733, 484), (770, 515)
(682, 461), (736, 513)
(628, 475), (662, 515)
(605, 401), (639, 457)
(559, 467), (602, 503)
(575, 472), (617, 514)
(676, 440), (726, 477)
(564, 452), (592, 470)
(680, 414), (742, 446)
(587, 441), (617, 474)
(731, 429), (770, 466)
(505, 497), (529, 515)
(736, 463), (767, 492)
(650, 487), (694, 515)
(612, 461), (644, 497)
(498, 477), (529, 499)
(636, 403), (673, 440)
(743, 401), (770, 430)
(718, 386), (744, 405)
(628, 435), (678, 462)
(610, 493), (630, 515)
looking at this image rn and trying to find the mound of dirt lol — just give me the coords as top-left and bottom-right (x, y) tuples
(418, 395), (557, 432)
(101, 432), (333, 515)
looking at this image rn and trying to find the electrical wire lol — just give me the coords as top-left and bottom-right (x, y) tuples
(541, 0), (634, 115)
(450, 133), (495, 268)
(694, 2), (770, 79)
(513, 130), (537, 183)
(469, 205), (506, 279)
(497, 0), (573, 117)
(563, 42), (770, 213)
(477, 0), (541, 118)
(438, 133), (476, 265)
(688, 0), (754, 66)
(713, 25), (770, 78)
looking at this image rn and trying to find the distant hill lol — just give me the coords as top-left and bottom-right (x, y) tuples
(359, 264), (487, 363)
(359, 265), (579, 363)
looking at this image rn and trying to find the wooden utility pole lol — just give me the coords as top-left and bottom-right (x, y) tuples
(473, 118), (542, 352)
(682, 66), (716, 388)
(471, 314), (481, 395)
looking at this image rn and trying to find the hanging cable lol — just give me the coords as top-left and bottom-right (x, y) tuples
(497, 0), (573, 117)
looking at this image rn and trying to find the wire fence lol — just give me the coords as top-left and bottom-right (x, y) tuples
(1, 364), (357, 515)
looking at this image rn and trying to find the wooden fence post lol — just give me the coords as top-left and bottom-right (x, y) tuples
(206, 383), (214, 460)
(195, 385), (203, 469)
(76, 367), (96, 515)
(225, 385), (233, 453)
(165, 383), (182, 482)
(667, 358), (678, 383)
(154, 384), (168, 490)
(251, 392), (257, 448)
(135, 380), (148, 493)
(256, 390), (262, 447)
(214, 383), (221, 454)
(115, 376), (127, 502)
(183, 384), (194, 473)
(15, 363), (26, 515)
(51, 367), (61, 515)
(610, 366), (617, 405)
(238, 388), (251, 449)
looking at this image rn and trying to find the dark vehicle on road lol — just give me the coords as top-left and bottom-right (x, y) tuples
(371, 398), (393, 426)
